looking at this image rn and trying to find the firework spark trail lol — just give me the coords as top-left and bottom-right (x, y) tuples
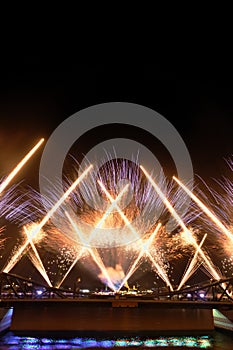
(56, 247), (106, 290)
(68, 157), (194, 233)
(0, 184), (26, 222)
(117, 223), (162, 292)
(24, 227), (52, 287)
(68, 157), (165, 214)
(0, 139), (44, 195)
(98, 182), (174, 291)
(173, 176), (233, 243)
(140, 166), (221, 281)
(91, 184), (129, 232)
(178, 234), (207, 290)
(65, 211), (116, 291)
(56, 249), (83, 288)
(97, 181), (139, 241)
(3, 165), (93, 274)
(18, 158), (193, 247)
(147, 252), (174, 291)
(57, 184), (129, 288)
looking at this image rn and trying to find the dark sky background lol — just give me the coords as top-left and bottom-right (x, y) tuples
(0, 59), (232, 188)
(0, 58), (232, 287)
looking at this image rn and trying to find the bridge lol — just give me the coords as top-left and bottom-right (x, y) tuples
(0, 272), (233, 304)
(0, 272), (233, 333)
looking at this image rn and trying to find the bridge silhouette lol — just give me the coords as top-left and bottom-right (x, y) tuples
(0, 272), (233, 307)
(1, 272), (233, 333)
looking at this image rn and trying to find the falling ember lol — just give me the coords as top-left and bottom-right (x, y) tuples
(173, 176), (233, 243)
(147, 252), (173, 291)
(0, 138), (44, 195)
(3, 165), (93, 274)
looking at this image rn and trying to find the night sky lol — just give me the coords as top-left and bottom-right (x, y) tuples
(0, 59), (232, 187)
(0, 59), (232, 286)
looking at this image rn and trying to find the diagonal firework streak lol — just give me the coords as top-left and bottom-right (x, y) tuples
(147, 251), (174, 290)
(92, 184), (129, 235)
(117, 223), (161, 292)
(57, 184), (129, 289)
(3, 165), (93, 276)
(97, 181), (139, 241)
(173, 176), (233, 243)
(140, 166), (221, 281)
(178, 233), (207, 290)
(65, 211), (116, 291)
(99, 182), (174, 291)
(24, 226), (52, 287)
(0, 138), (44, 195)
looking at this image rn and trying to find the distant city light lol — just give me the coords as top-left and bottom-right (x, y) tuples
(36, 289), (43, 296)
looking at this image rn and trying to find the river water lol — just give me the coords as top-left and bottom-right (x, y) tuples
(0, 330), (232, 349)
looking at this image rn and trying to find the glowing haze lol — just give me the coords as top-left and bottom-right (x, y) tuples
(0, 145), (232, 292)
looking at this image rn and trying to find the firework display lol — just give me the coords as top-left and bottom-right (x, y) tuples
(0, 139), (232, 294)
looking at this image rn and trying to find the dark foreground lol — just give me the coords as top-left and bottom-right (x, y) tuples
(0, 330), (232, 349)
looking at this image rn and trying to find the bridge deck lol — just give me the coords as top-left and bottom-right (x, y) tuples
(1, 297), (233, 309)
